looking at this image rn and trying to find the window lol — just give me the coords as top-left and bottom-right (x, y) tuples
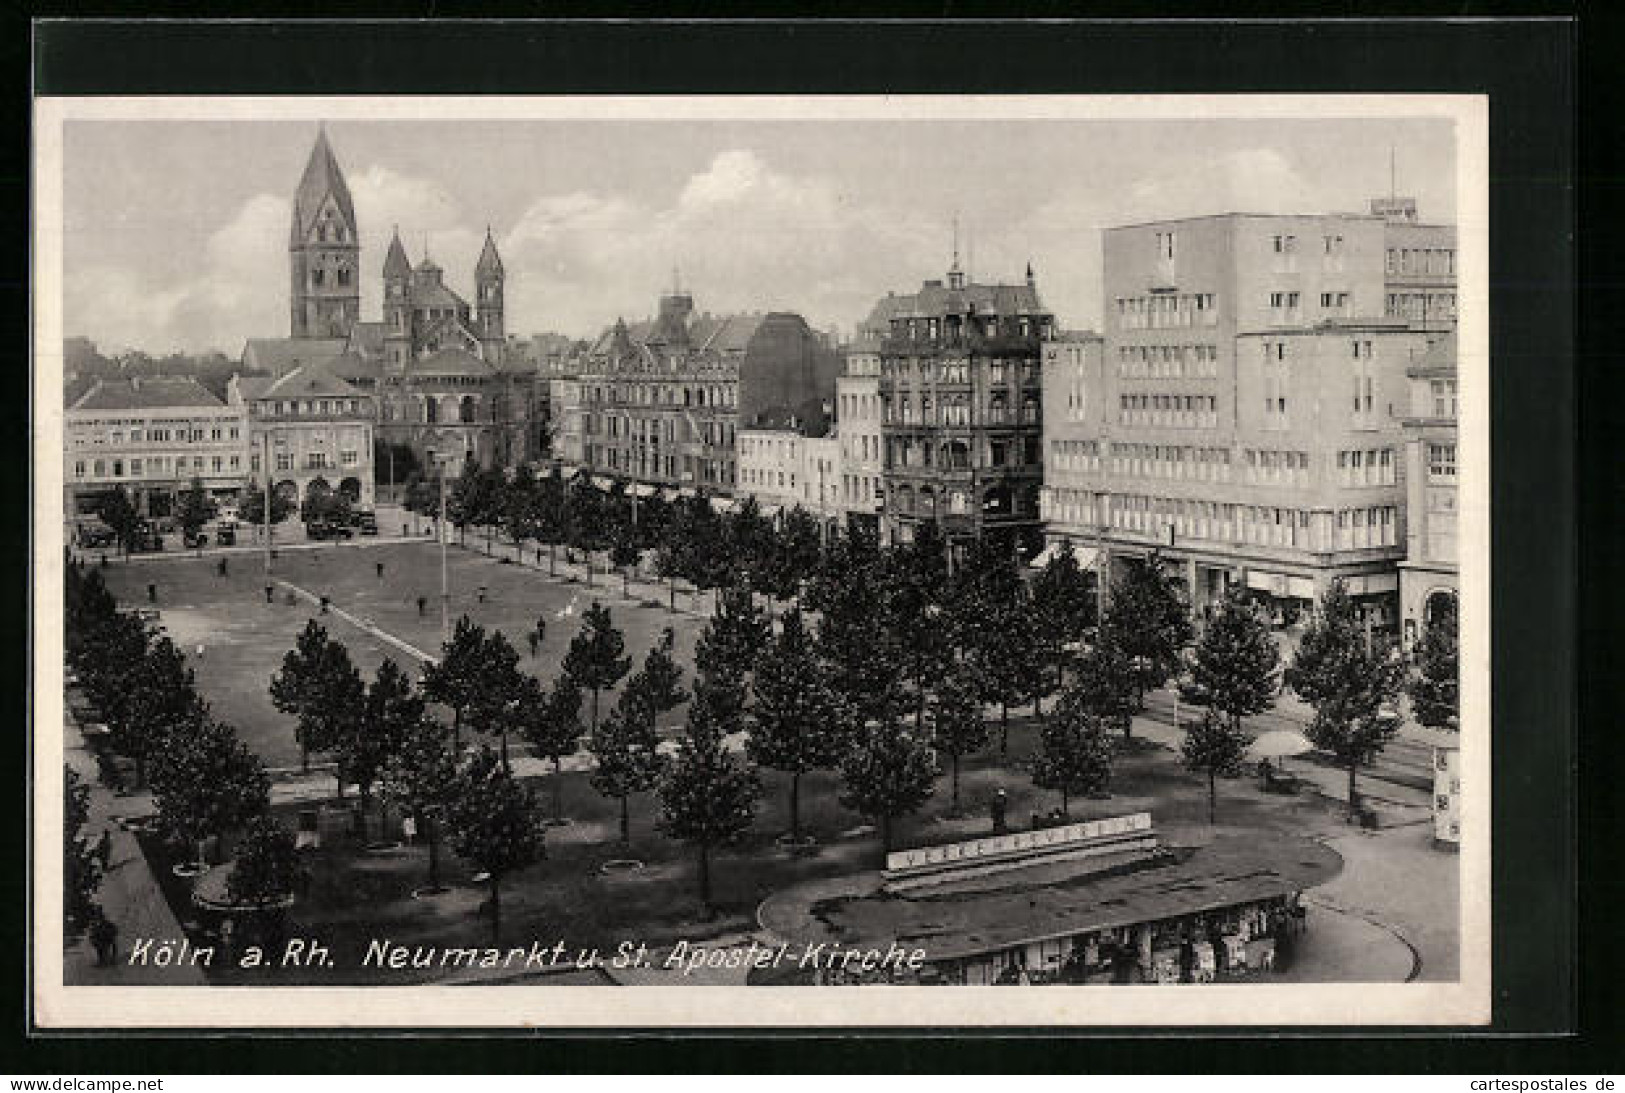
(74, 460), (85, 478)
(212, 456), (223, 472)
(1427, 442), (1457, 481)
(276, 452), (293, 472)
(1431, 379), (1458, 418)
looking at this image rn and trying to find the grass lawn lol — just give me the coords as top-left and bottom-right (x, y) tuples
(99, 540), (703, 769)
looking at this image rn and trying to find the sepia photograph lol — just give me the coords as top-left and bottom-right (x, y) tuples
(32, 92), (1489, 1029)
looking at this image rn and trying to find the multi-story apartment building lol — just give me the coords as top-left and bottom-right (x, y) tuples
(575, 290), (842, 493)
(1397, 332), (1458, 645)
(738, 424), (844, 528)
(229, 363), (376, 511)
(835, 337), (884, 534)
(1373, 196), (1459, 329)
(548, 375), (587, 469)
(1042, 202), (1455, 627)
(876, 262), (1055, 555)
(65, 377), (250, 517)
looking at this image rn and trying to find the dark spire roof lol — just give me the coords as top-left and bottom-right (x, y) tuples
(476, 227), (504, 279)
(289, 128), (356, 247)
(383, 227), (412, 279)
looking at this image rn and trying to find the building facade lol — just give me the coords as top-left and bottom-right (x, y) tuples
(876, 262), (1055, 554)
(835, 340), (884, 532)
(65, 377), (250, 518)
(230, 364), (376, 512)
(1041, 204), (1455, 625)
(575, 290), (842, 493)
(1397, 332), (1458, 645)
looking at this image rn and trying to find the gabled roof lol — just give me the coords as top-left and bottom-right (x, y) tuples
(261, 361), (364, 399)
(344, 322), (387, 360)
(905, 279), (1047, 318)
(858, 292), (917, 337)
(70, 376), (226, 412)
(412, 281), (469, 312)
(587, 312), (767, 363)
(242, 337), (348, 376)
(289, 129), (356, 247)
(231, 375), (274, 403)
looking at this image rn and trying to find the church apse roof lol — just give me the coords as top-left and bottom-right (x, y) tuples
(70, 376), (226, 412)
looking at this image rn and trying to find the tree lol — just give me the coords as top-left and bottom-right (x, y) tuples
(461, 630), (527, 769)
(1181, 708), (1250, 825)
(927, 671), (991, 815)
(816, 554), (907, 728)
(240, 479), (295, 532)
(1070, 629), (1141, 744)
(948, 540), (1035, 757)
(747, 609), (850, 841)
(1031, 541), (1096, 697)
(589, 687), (666, 846)
(344, 659), (423, 830)
(226, 815), (299, 906)
(1409, 595), (1460, 730)
(446, 747), (547, 939)
(622, 627), (689, 727)
(269, 624), (364, 792)
(1104, 555), (1195, 708)
(516, 675), (584, 823)
(380, 716), (460, 891)
(1030, 690), (1115, 817)
(94, 487), (142, 556)
(149, 717), (269, 868)
(1285, 582), (1409, 817)
(657, 679), (761, 916)
(175, 476), (218, 541)
(1190, 587), (1281, 735)
(95, 627), (204, 786)
(694, 581), (770, 692)
(561, 602), (632, 736)
(609, 520), (642, 599)
(64, 766), (103, 934)
(838, 715), (936, 856)
(420, 616), (489, 753)
(502, 463), (538, 547)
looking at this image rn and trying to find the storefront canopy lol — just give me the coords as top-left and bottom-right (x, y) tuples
(628, 483), (657, 498)
(1029, 541), (1100, 570)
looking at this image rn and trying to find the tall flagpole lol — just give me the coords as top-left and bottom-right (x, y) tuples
(263, 431), (273, 577)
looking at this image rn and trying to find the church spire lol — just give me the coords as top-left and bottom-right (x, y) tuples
(289, 126), (357, 248)
(476, 226), (504, 278)
(383, 225), (412, 279)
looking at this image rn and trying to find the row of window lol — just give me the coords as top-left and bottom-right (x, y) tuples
(841, 433), (882, 466)
(1386, 247), (1456, 277)
(74, 423), (242, 447)
(1386, 291), (1458, 322)
(841, 472), (883, 508)
(1113, 443), (1237, 483)
(887, 436), (1041, 471)
(580, 382), (739, 410)
(1118, 393), (1220, 429)
(1335, 448), (1397, 487)
(1334, 506), (1401, 550)
(880, 358), (1041, 385)
(1115, 294), (1219, 331)
(73, 454), (240, 479)
(255, 398), (365, 418)
(889, 316), (1049, 342)
(1042, 489), (1400, 553)
(1427, 442), (1457, 482)
(883, 393), (1040, 428)
(1116, 344), (1220, 379)
(838, 391), (882, 422)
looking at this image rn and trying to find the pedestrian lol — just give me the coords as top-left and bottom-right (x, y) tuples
(319, 595), (330, 614)
(416, 595), (427, 618)
(477, 585), (488, 604)
(526, 631), (539, 658)
(146, 582), (157, 603)
(90, 913), (118, 966)
(376, 561), (385, 580)
(265, 584), (275, 604)
(218, 557), (229, 578)
(196, 643), (206, 662)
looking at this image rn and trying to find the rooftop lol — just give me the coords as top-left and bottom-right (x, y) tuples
(261, 361), (364, 399)
(759, 830), (1341, 963)
(70, 376), (226, 412)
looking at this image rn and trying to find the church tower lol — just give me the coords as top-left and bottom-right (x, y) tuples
(288, 128), (361, 339)
(475, 228), (505, 360)
(382, 227), (413, 373)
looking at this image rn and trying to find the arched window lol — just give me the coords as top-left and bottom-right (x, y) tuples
(460, 396), (477, 424)
(988, 394), (1007, 424)
(425, 398), (439, 425)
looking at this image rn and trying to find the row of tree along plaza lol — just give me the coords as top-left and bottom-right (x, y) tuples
(63, 481), (1459, 986)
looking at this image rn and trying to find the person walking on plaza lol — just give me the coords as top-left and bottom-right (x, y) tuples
(217, 557), (229, 578)
(90, 912), (118, 967)
(416, 595), (427, 618)
(376, 561), (385, 581)
(146, 582), (157, 603)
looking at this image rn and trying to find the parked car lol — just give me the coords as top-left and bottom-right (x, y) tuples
(215, 521), (238, 547)
(129, 523), (165, 553)
(305, 520), (354, 541)
(76, 524), (118, 549)
(354, 510), (379, 536)
(217, 505), (240, 523)
(183, 529), (210, 550)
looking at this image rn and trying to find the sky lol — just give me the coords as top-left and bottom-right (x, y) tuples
(60, 114), (1457, 355)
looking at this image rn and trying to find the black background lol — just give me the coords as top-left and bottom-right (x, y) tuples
(8, 10), (1601, 1074)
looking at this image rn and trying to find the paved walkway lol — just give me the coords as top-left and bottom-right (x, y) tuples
(62, 704), (206, 985)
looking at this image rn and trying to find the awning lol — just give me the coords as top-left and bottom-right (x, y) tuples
(1029, 540), (1100, 570)
(1245, 570), (1316, 599)
(677, 488), (698, 500)
(758, 504), (783, 519)
(1341, 572), (1398, 596)
(628, 483), (656, 498)
(590, 476), (616, 492)
(710, 496), (739, 515)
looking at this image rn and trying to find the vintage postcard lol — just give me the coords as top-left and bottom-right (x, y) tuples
(33, 93), (1489, 1028)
